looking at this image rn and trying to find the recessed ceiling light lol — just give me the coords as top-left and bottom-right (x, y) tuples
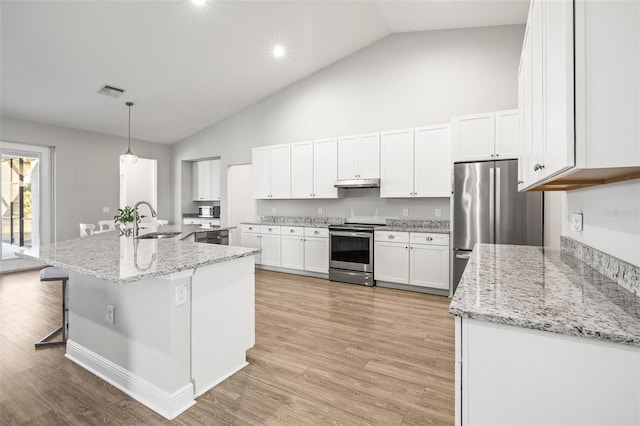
(192, 0), (206, 6)
(273, 45), (285, 58)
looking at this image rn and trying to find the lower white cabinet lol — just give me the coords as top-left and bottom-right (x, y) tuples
(240, 225), (329, 274)
(183, 217), (220, 226)
(375, 231), (450, 290)
(281, 227), (304, 270)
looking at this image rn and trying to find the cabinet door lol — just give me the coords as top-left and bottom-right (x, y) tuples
(452, 113), (496, 162)
(543, 0), (574, 178)
(530, 0), (546, 180)
(192, 161), (200, 201)
(495, 110), (520, 160)
(414, 125), (451, 197)
(195, 160), (212, 201)
(519, 22), (536, 189)
(304, 237), (329, 273)
(337, 136), (359, 180)
(380, 129), (415, 198)
(209, 159), (221, 201)
(281, 235), (304, 270)
(260, 234), (281, 267)
(313, 138), (338, 198)
(410, 244), (449, 290)
(270, 144), (291, 199)
(358, 133), (381, 179)
(291, 141), (314, 199)
(252, 147), (271, 199)
(374, 241), (409, 284)
(241, 233), (261, 265)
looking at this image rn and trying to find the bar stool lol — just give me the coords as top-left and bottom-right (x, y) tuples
(35, 267), (69, 348)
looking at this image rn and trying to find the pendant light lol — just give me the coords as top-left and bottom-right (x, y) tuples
(120, 101), (138, 164)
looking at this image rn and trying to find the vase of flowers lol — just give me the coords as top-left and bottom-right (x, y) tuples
(113, 206), (145, 237)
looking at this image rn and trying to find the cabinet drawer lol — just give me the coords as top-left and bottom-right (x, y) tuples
(260, 225), (281, 234)
(304, 227), (329, 238)
(410, 233), (449, 246)
(375, 231), (409, 243)
(241, 224), (260, 234)
(282, 226), (304, 236)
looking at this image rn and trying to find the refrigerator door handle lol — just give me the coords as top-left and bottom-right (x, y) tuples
(496, 166), (501, 243)
(489, 167), (495, 243)
(455, 253), (471, 260)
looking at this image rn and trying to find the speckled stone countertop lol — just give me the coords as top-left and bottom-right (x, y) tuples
(378, 219), (450, 234)
(449, 244), (640, 347)
(242, 216), (345, 228)
(17, 225), (259, 285)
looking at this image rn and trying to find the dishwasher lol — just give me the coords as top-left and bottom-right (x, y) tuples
(194, 229), (229, 245)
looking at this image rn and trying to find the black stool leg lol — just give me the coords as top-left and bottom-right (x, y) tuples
(35, 278), (68, 348)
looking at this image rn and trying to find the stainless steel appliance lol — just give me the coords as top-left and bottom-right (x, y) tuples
(198, 205), (214, 218)
(453, 159), (543, 292)
(212, 205), (220, 218)
(334, 178), (380, 189)
(329, 221), (384, 286)
(194, 229), (229, 245)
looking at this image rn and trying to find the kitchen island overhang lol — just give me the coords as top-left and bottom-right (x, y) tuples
(18, 227), (260, 420)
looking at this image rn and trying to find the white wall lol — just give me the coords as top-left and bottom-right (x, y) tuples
(120, 158), (158, 221)
(0, 116), (172, 241)
(171, 25), (525, 223)
(563, 181), (640, 266)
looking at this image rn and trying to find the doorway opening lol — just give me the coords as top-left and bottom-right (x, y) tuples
(119, 158), (158, 222)
(227, 164), (256, 246)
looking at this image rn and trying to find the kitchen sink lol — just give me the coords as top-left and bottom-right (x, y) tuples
(136, 231), (182, 240)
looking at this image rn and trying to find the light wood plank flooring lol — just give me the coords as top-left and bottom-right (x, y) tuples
(0, 269), (454, 425)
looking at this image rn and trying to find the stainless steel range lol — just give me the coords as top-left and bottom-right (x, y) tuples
(328, 220), (385, 286)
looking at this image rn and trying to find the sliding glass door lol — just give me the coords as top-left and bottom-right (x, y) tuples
(0, 142), (53, 271)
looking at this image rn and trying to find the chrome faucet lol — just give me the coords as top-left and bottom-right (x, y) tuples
(133, 201), (157, 238)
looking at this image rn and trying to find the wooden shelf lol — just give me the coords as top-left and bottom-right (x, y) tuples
(527, 167), (640, 191)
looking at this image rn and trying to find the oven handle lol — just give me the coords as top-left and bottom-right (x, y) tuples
(330, 231), (372, 238)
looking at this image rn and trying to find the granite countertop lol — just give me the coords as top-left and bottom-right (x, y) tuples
(377, 219), (451, 234)
(17, 225), (259, 285)
(242, 221), (332, 228)
(450, 244), (640, 347)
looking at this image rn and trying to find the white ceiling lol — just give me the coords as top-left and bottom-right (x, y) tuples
(0, 0), (529, 145)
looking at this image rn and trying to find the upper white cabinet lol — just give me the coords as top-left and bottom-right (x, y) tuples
(381, 125), (451, 198)
(337, 133), (380, 180)
(252, 144), (291, 199)
(519, 0), (640, 191)
(452, 110), (519, 162)
(192, 159), (221, 201)
(290, 139), (339, 199)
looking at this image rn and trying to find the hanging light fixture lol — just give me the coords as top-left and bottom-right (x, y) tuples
(120, 101), (138, 164)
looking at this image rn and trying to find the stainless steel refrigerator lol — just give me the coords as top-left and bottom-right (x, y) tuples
(452, 159), (543, 292)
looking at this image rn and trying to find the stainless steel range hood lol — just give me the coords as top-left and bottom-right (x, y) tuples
(334, 178), (380, 188)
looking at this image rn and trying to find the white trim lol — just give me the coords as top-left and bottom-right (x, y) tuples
(193, 361), (248, 398)
(65, 340), (196, 420)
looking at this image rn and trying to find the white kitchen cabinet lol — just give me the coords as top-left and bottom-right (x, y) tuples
(289, 139), (338, 199)
(456, 316), (640, 425)
(281, 227), (304, 270)
(409, 233), (449, 290)
(337, 133), (380, 180)
(374, 231), (410, 284)
(414, 125), (451, 197)
(381, 126), (451, 198)
(192, 159), (221, 201)
(519, 0), (640, 191)
(252, 144), (291, 199)
(183, 217), (220, 226)
(290, 141), (313, 199)
(452, 110), (519, 162)
(304, 227), (329, 273)
(380, 129), (415, 198)
(259, 226), (281, 267)
(240, 225), (261, 265)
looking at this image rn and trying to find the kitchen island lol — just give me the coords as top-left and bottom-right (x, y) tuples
(18, 225), (260, 420)
(450, 244), (640, 426)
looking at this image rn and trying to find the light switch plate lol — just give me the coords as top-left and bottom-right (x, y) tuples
(435, 208), (442, 217)
(103, 206), (110, 213)
(402, 208), (409, 217)
(105, 305), (115, 324)
(175, 283), (188, 306)
(570, 213), (583, 232)
(318, 207), (323, 215)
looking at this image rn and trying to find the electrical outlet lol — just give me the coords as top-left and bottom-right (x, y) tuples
(175, 283), (188, 306)
(103, 206), (110, 213)
(570, 213), (583, 232)
(105, 305), (115, 325)
(402, 208), (409, 217)
(271, 207), (276, 214)
(435, 208), (442, 217)
(318, 207), (323, 215)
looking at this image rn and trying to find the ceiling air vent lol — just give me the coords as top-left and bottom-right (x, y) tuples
(97, 85), (125, 98)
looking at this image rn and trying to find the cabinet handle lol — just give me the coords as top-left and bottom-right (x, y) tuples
(249, 227), (253, 230)
(314, 231), (319, 235)
(405, 246), (408, 249)
(426, 237), (433, 241)
(495, 154), (500, 157)
(388, 235), (395, 239)
(290, 229), (295, 233)
(534, 163), (545, 171)
(490, 154), (494, 158)
(517, 180), (524, 184)
(268, 228), (272, 231)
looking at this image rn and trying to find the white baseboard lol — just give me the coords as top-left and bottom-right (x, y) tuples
(65, 340), (195, 420)
(194, 361), (248, 398)
(256, 265), (328, 279)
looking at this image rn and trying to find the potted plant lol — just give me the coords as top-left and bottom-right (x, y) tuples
(113, 206), (145, 237)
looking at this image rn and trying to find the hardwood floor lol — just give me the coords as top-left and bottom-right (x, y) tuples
(0, 269), (454, 425)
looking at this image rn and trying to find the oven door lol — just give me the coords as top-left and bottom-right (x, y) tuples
(329, 230), (373, 272)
